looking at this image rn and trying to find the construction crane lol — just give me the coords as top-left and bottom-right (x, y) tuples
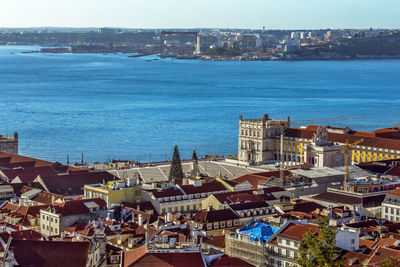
(339, 138), (363, 186)
(278, 116), (363, 181)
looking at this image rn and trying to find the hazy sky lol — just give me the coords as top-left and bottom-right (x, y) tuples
(1, 0), (399, 29)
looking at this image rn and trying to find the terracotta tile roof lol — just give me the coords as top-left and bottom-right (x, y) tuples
(365, 246), (400, 265)
(203, 235), (225, 249)
(180, 182), (227, 195)
(0, 229), (43, 245)
(123, 246), (205, 267)
(229, 200), (268, 211)
(0, 152), (54, 168)
(3, 204), (51, 227)
(388, 187), (400, 197)
(39, 171), (116, 195)
(339, 250), (369, 267)
(51, 198), (106, 216)
(192, 209), (239, 224)
(312, 192), (385, 208)
(1, 166), (57, 182)
(359, 239), (375, 249)
(21, 186), (64, 205)
(373, 238), (400, 249)
(292, 200), (325, 213)
(233, 171), (291, 189)
(64, 223), (88, 233)
(210, 255), (253, 267)
(277, 223), (318, 241)
(153, 188), (183, 198)
(386, 166), (400, 177)
(213, 187), (284, 204)
(11, 239), (90, 267)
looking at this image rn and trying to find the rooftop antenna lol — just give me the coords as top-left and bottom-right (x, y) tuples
(81, 153), (84, 165)
(67, 154), (69, 165)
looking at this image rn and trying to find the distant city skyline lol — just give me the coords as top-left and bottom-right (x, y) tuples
(0, 0), (399, 30)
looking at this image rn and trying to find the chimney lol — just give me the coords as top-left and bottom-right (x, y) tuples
(14, 131), (18, 140)
(51, 195), (55, 205)
(138, 214), (143, 226)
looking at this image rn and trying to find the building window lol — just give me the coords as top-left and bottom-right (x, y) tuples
(351, 239), (355, 244)
(51, 217), (53, 222)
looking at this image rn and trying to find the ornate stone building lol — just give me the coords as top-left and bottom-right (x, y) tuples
(238, 113), (400, 166)
(238, 114), (289, 165)
(0, 132), (18, 154)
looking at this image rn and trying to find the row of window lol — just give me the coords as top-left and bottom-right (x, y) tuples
(41, 214), (58, 224)
(42, 224), (58, 234)
(161, 203), (201, 214)
(241, 129), (261, 138)
(240, 141), (261, 151)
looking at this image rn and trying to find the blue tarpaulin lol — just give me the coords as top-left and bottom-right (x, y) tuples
(236, 222), (280, 243)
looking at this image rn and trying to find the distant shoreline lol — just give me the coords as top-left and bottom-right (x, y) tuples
(3, 45), (400, 62)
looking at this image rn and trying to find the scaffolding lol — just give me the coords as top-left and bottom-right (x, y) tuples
(225, 234), (268, 267)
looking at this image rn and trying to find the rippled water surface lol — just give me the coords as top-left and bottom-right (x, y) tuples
(1, 45), (400, 163)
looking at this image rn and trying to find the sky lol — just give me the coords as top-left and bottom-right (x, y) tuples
(0, 0), (399, 29)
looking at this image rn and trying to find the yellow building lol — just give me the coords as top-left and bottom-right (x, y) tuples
(84, 179), (141, 205)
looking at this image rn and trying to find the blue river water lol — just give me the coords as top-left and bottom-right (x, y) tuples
(1, 45), (400, 163)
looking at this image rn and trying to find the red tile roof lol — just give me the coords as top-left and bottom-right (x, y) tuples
(229, 200), (268, 211)
(339, 250), (369, 267)
(203, 235), (225, 249)
(51, 198), (106, 216)
(192, 209), (238, 224)
(180, 182), (227, 195)
(233, 171), (291, 189)
(276, 223), (318, 241)
(123, 246), (205, 267)
(292, 200), (325, 213)
(359, 239), (375, 249)
(365, 246), (400, 265)
(153, 189), (183, 198)
(212, 187), (284, 204)
(1, 166), (57, 183)
(11, 239), (90, 267)
(0, 152), (54, 169)
(211, 255), (253, 267)
(388, 187), (400, 197)
(38, 171), (116, 195)
(20, 186), (64, 205)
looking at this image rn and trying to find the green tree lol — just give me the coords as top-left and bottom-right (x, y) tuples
(168, 145), (184, 181)
(297, 216), (340, 267)
(382, 257), (397, 267)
